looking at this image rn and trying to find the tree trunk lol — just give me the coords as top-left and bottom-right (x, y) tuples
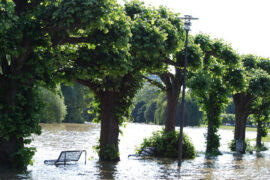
(233, 93), (251, 153)
(165, 89), (180, 133)
(99, 92), (120, 161)
(256, 119), (262, 148)
(234, 107), (248, 144)
(205, 95), (221, 154)
(206, 114), (214, 153)
(0, 137), (23, 169)
(0, 77), (23, 168)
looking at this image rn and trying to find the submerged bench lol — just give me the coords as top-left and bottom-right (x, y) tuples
(44, 150), (87, 165)
(128, 147), (156, 158)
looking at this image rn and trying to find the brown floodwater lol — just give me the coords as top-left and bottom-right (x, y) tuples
(0, 123), (269, 179)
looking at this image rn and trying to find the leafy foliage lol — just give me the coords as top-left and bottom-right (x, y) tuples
(221, 114), (235, 125)
(93, 143), (120, 161)
(136, 129), (196, 159)
(231, 55), (270, 152)
(64, 1), (191, 160)
(61, 83), (94, 123)
(190, 34), (240, 154)
(0, 0), (115, 169)
(132, 84), (202, 126)
(39, 86), (67, 123)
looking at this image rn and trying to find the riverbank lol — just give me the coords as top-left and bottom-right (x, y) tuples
(200, 124), (270, 142)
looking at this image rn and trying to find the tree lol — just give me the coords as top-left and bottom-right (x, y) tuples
(60, 1), (190, 161)
(39, 86), (67, 123)
(144, 101), (157, 123)
(132, 86), (202, 126)
(232, 55), (270, 152)
(132, 101), (146, 123)
(133, 83), (160, 106)
(176, 93), (203, 127)
(250, 96), (270, 149)
(189, 34), (240, 154)
(61, 83), (93, 123)
(0, 0), (114, 169)
(133, 6), (203, 133)
(159, 43), (202, 133)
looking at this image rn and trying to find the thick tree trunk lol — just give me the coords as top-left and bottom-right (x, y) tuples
(0, 137), (23, 169)
(233, 93), (252, 153)
(206, 115), (214, 153)
(205, 94), (221, 154)
(159, 70), (182, 134)
(0, 77), (22, 168)
(234, 107), (248, 143)
(165, 89), (180, 133)
(99, 92), (120, 161)
(256, 120), (262, 148)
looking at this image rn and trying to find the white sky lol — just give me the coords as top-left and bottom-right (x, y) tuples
(119, 0), (270, 58)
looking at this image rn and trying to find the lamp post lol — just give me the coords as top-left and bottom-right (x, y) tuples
(178, 15), (198, 167)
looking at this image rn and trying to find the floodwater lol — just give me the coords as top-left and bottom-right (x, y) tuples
(0, 123), (270, 179)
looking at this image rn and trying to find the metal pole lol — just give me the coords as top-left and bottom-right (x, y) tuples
(178, 29), (189, 167)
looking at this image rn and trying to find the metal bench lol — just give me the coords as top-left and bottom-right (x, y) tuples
(44, 150), (87, 165)
(128, 147), (156, 158)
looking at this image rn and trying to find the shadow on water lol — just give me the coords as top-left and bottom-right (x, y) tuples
(0, 169), (31, 180)
(96, 161), (118, 179)
(255, 151), (264, 158)
(232, 152), (243, 161)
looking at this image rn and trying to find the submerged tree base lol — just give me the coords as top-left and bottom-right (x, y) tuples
(93, 143), (120, 161)
(228, 139), (253, 153)
(254, 144), (268, 152)
(205, 150), (222, 157)
(136, 129), (196, 159)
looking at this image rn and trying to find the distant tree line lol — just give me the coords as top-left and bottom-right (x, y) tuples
(132, 83), (203, 126)
(39, 83), (95, 124)
(39, 82), (249, 128)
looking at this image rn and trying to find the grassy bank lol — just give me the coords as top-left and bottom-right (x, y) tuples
(200, 124), (257, 132)
(263, 136), (270, 142)
(200, 125), (270, 142)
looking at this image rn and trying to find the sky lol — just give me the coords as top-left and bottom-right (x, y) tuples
(119, 0), (270, 58)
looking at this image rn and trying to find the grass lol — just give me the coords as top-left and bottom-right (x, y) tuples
(200, 124), (270, 142)
(200, 124), (257, 131)
(262, 136), (270, 142)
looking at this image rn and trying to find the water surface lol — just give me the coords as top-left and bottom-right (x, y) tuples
(0, 123), (269, 179)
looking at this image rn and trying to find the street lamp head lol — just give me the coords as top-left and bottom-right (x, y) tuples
(184, 21), (191, 31)
(179, 15), (199, 31)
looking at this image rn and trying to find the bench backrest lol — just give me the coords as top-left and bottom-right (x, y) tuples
(56, 150), (86, 164)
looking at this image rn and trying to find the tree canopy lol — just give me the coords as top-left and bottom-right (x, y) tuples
(0, 0), (116, 169)
(189, 34), (240, 154)
(231, 55), (270, 152)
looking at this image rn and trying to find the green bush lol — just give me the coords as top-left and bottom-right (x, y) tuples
(93, 143), (120, 161)
(136, 129), (196, 159)
(255, 143), (268, 151)
(39, 87), (67, 123)
(221, 113), (235, 125)
(61, 83), (93, 123)
(228, 139), (253, 153)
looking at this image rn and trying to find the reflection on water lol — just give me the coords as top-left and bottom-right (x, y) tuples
(0, 123), (270, 179)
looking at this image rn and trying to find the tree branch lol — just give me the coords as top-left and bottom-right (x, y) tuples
(53, 37), (90, 46)
(159, 72), (174, 88)
(28, 0), (42, 9)
(76, 79), (99, 94)
(12, 40), (32, 73)
(161, 58), (179, 67)
(142, 75), (166, 91)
